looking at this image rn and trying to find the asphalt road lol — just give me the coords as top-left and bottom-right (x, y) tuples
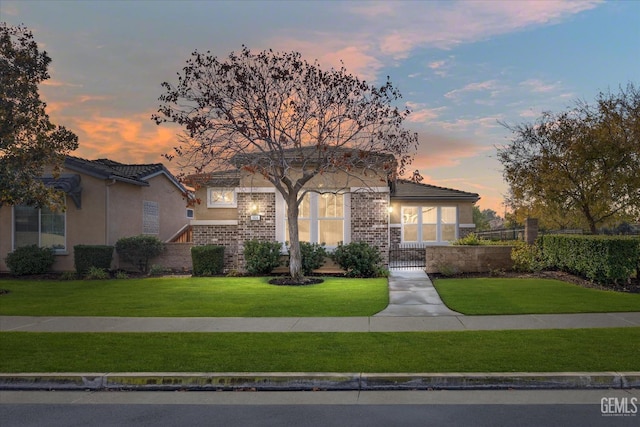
(1, 390), (638, 427)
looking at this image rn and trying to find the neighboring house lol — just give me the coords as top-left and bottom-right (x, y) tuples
(0, 156), (190, 272)
(187, 152), (479, 271)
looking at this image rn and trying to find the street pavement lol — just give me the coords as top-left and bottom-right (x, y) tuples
(1, 269), (639, 391)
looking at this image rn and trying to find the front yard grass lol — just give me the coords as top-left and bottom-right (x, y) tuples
(434, 278), (640, 315)
(1, 328), (638, 373)
(0, 277), (388, 317)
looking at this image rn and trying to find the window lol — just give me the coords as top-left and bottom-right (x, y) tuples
(186, 208), (194, 219)
(207, 188), (236, 208)
(14, 205), (66, 252)
(401, 206), (457, 243)
(285, 192), (344, 247)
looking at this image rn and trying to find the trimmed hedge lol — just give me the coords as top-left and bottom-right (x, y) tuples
(74, 245), (114, 275)
(5, 245), (55, 276)
(244, 240), (282, 275)
(541, 234), (640, 284)
(115, 235), (164, 273)
(191, 245), (224, 276)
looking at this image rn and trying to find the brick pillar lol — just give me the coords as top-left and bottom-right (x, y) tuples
(525, 217), (538, 244)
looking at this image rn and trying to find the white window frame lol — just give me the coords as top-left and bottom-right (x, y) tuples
(12, 205), (67, 253)
(207, 188), (237, 208)
(400, 205), (458, 245)
(281, 191), (348, 249)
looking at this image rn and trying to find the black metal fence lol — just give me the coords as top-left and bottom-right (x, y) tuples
(389, 243), (426, 269)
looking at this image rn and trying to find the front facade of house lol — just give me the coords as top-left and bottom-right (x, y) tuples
(0, 156), (190, 272)
(189, 167), (479, 272)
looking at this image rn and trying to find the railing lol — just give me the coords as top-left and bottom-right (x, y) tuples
(389, 243), (427, 269)
(474, 228), (524, 241)
(168, 225), (192, 243)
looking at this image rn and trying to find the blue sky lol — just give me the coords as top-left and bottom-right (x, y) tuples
(2, 0), (638, 213)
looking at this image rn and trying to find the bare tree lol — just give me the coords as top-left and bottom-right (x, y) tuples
(153, 47), (417, 281)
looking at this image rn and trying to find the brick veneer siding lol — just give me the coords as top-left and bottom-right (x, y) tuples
(350, 192), (390, 267)
(192, 224), (239, 272)
(236, 192), (277, 271)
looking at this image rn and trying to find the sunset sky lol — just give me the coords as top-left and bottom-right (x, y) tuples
(2, 0), (638, 214)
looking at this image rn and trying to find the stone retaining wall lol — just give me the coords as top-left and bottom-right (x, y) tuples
(425, 245), (514, 274)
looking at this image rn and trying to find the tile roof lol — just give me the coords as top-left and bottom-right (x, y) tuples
(391, 179), (479, 202)
(64, 156), (185, 191)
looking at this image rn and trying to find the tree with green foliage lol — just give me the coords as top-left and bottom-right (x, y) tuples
(153, 47), (417, 282)
(0, 23), (78, 210)
(498, 84), (640, 233)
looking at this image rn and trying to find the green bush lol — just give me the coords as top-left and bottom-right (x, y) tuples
(5, 245), (55, 276)
(243, 240), (282, 275)
(332, 241), (382, 278)
(453, 233), (483, 245)
(85, 266), (110, 280)
(191, 245), (225, 276)
(299, 242), (327, 275)
(74, 245), (113, 275)
(541, 234), (640, 284)
(115, 235), (164, 273)
(511, 241), (545, 273)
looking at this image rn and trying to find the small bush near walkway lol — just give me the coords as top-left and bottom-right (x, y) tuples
(5, 245), (54, 276)
(332, 241), (383, 278)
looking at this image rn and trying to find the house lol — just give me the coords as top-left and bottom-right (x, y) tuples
(187, 150), (479, 271)
(0, 156), (191, 272)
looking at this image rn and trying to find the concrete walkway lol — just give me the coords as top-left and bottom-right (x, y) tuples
(375, 269), (462, 316)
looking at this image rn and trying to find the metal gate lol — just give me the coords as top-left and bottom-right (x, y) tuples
(389, 243), (426, 269)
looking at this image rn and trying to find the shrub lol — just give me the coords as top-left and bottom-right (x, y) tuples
(298, 242), (327, 275)
(243, 240), (282, 275)
(59, 271), (78, 281)
(115, 270), (129, 280)
(332, 241), (382, 278)
(541, 234), (640, 284)
(85, 266), (109, 280)
(511, 241), (545, 273)
(115, 235), (164, 273)
(74, 245), (113, 275)
(5, 245), (55, 276)
(453, 233), (483, 245)
(191, 245), (225, 276)
(148, 264), (166, 276)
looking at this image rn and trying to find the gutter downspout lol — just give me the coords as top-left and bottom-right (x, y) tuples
(105, 179), (116, 245)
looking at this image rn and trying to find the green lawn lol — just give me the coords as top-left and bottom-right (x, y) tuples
(434, 278), (640, 315)
(0, 277), (388, 317)
(1, 328), (638, 373)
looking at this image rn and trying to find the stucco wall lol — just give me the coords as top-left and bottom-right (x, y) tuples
(0, 169), (189, 273)
(425, 245), (514, 274)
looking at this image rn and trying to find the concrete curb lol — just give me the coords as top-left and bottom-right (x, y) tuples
(1, 372), (638, 391)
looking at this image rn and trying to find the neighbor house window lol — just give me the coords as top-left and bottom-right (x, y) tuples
(207, 188), (236, 208)
(401, 206), (457, 243)
(13, 205), (66, 252)
(285, 192), (344, 247)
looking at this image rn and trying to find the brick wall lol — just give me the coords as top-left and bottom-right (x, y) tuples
(425, 245), (514, 274)
(350, 192), (390, 267)
(237, 192), (277, 270)
(192, 224), (240, 271)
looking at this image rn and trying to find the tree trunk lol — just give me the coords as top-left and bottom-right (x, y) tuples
(286, 195), (304, 281)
